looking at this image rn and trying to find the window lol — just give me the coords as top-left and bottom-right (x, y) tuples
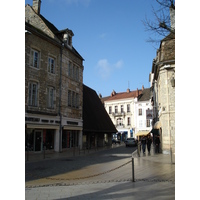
(29, 82), (38, 106)
(68, 90), (79, 108)
(127, 104), (130, 112)
(109, 106), (112, 114)
(68, 61), (79, 81)
(30, 49), (39, 68)
(68, 61), (72, 77)
(139, 120), (143, 128)
(127, 117), (131, 125)
(68, 90), (72, 107)
(121, 105), (124, 113)
(48, 87), (54, 108)
(72, 92), (75, 107)
(146, 119), (150, 127)
(48, 57), (55, 74)
(76, 93), (79, 108)
(76, 67), (79, 81)
(139, 108), (142, 115)
(115, 106), (118, 114)
(73, 64), (76, 79)
(117, 118), (123, 126)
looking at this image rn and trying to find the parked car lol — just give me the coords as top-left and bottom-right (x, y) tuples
(112, 138), (121, 144)
(124, 138), (137, 147)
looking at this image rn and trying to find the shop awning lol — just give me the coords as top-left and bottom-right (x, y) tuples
(26, 124), (59, 129)
(135, 131), (150, 136)
(63, 125), (83, 131)
(154, 121), (161, 129)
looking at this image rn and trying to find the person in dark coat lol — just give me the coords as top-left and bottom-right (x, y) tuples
(155, 135), (160, 153)
(141, 135), (147, 154)
(147, 134), (152, 154)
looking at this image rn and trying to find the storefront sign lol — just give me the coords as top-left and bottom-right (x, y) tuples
(67, 121), (78, 125)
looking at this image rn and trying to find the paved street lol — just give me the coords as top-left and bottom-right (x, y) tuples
(25, 144), (175, 199)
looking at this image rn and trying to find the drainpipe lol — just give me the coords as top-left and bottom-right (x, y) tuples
(59, 43), (64, 152)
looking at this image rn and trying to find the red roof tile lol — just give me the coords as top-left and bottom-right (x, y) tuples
(103, 89), (142, 102)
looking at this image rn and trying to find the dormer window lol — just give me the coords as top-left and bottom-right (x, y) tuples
(68, 35), (72, 46)
(63, 33), (72, 47)
(57, 29), (74, 48)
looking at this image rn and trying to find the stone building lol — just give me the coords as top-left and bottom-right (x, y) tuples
(134, 88), (153, 139)
(101, 88), (144, 140)
(150, 20), (175, 162)
(25, 0), (84, 152)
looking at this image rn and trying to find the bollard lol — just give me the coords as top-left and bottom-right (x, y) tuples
(43, 146), (46, 159)
(27, 149), (29, 161)
(137, 143), (140, 157)
(132, 154), (135, 182)
(73, 146), (75, 156)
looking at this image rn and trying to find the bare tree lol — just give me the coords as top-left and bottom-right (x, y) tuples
(143, 0), (175, 45)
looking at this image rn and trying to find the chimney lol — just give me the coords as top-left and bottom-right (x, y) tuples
(137, 88), (139, 96)
(111, 90), (116, 96)
(32, 0), (41, 15)
(127, 88), (130, 93)
(142, 85), (144, 91)
(169, 5), (175, 31)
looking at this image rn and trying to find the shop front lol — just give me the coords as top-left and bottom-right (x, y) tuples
(62, 130), (79, 149)
(62, 125), (83, 150)
(25, 124), (59, 152)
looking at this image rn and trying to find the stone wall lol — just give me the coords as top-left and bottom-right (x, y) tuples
(157, 66), (175, 154)
(25, 32), (60, 115)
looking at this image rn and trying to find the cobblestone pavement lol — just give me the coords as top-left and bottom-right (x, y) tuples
(25, 145), (175, 199)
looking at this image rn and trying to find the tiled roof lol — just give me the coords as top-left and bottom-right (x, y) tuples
(138, 88), (151, 101)
(25, 4), (84, 61)
(83, 85), (117, 133)
(102, 90), (142, 102)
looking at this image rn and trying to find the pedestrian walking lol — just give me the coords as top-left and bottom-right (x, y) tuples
(147, 134), (152, 154)
(155, 135), (160, 153)
(141, 135), (147, 154)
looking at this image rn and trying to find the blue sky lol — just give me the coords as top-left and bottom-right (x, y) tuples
(25, 0), (162, 97)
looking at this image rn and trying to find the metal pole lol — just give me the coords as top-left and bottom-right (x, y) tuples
(132, 157), (135, 182)
(73, 146), (75, 156)
(137, 142), (140, 157)
(59, 44), (63, 153)
(27, 148), (29, 161)
(43, 146), (46, 159)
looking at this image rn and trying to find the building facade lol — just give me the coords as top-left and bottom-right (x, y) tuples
(101, 88), (152, 140)
(134, 88), (153, 138)
(25, 0), (84, 152)
(150, 28), (175, 159)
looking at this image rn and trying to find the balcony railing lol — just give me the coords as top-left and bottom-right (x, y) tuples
(112, 112), (126, 117)
(115, 124), (124, 128)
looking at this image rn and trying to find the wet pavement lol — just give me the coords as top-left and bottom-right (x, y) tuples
(25, 144), (175, 199)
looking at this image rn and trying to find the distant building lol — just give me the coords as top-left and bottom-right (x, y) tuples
(101, 87), (152, 140)
(134, 88), (153, 138)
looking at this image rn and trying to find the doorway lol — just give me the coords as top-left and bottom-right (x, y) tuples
(34, 130), (42, 151)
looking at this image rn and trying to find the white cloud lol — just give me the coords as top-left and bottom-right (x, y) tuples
(96, 59), (123, 79)
(114, 60), (123, 69)
(99, 33), (106, 39)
